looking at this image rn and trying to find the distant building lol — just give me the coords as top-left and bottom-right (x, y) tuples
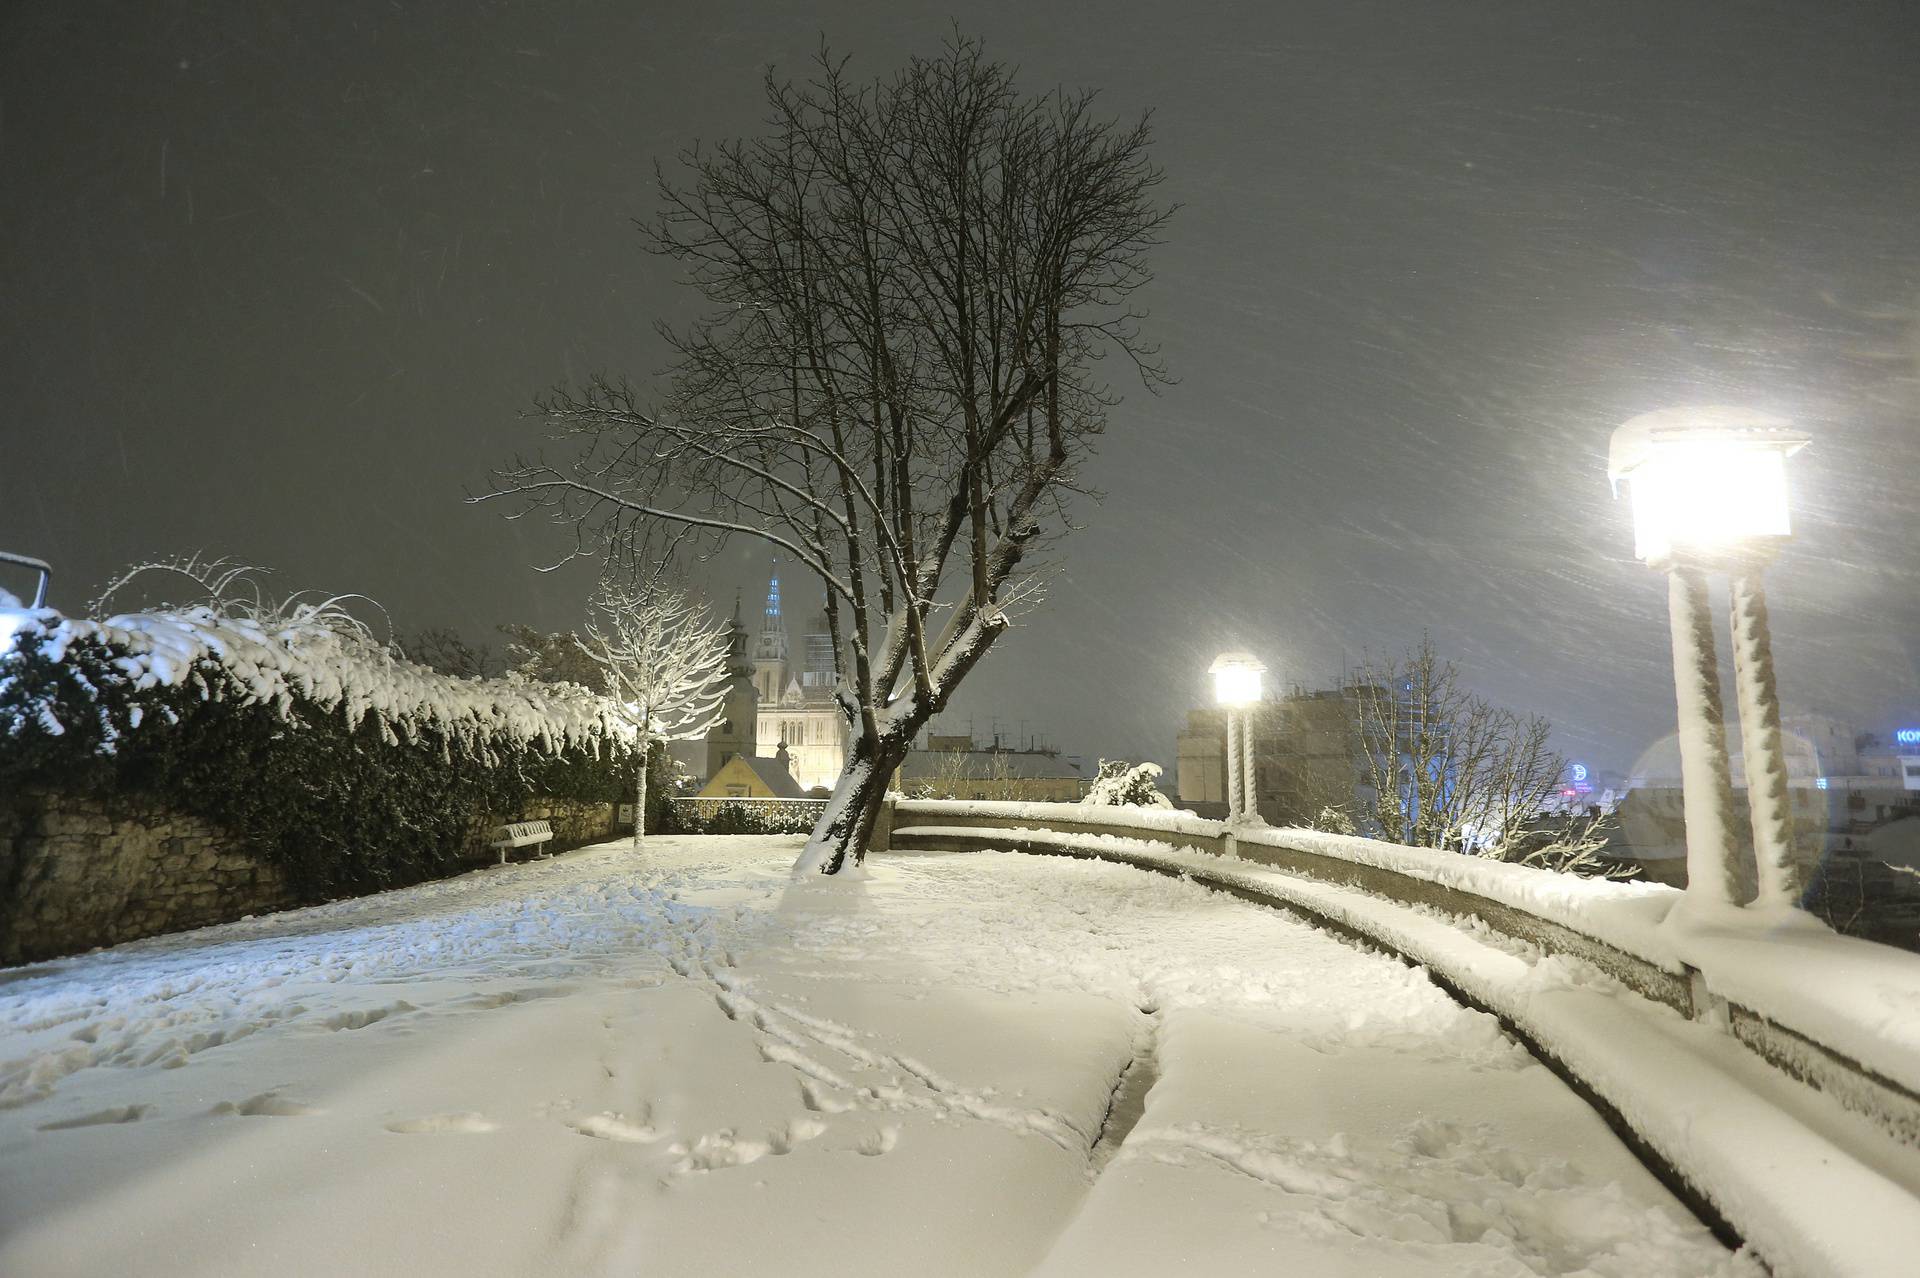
(896, 733), (1089, 801)
(750, 565), (850, 793)
(1175, 689), (1360, 824)
(666, 565), (855, 795)
(1610, 715), (1920, 919)
(668, 605), (758, 785)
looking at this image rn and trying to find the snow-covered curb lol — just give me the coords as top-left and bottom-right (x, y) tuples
(901, 800), (1673, 962)
(889, 821), (1920, 1277)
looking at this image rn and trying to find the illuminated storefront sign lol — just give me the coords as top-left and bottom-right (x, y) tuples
(1897, 728), (1920, 746)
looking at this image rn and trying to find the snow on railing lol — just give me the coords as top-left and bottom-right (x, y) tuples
(0, 603), (635, 763)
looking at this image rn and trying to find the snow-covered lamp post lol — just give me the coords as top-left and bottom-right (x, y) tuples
(1609, 408), (1811, 916)
(1209, 651), (1266, 826)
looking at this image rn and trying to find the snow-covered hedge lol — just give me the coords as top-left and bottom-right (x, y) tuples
(0, 602), (639, 896)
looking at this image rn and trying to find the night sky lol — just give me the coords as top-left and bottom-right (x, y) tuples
(4, 1), (1917, 777)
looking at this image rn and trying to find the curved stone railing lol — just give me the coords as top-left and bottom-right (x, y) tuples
(882, 798), (1920, 1277)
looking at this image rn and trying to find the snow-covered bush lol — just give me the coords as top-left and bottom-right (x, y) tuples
(0, 559), (640, 897)
(669, 800), (821, 836)
(1311, 805), (1358, 836)
(1491, 815), (1638, 881)
(1083, 759), (1173, 808)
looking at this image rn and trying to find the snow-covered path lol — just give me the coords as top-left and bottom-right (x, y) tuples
(0, 837), (1749, 1276)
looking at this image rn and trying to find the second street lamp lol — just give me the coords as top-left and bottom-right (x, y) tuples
(1209, 651), (1267, 825)
(1609, 406), (1812, 918)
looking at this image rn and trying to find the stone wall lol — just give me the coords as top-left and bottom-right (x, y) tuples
(1, 792), (621, 966)
(515, 798), (618, 851)
(0, 790), (297, 966)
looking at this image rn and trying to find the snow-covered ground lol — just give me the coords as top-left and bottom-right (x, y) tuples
(0, 836), (1751, 1277)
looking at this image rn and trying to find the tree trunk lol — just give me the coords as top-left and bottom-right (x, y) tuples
(794, 730), (913, 876)
(633, 748), (648, 852)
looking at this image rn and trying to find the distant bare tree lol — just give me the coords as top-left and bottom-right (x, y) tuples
(1348, 635), (1567, 856)
(483, 36), (1171, 873)
(499, 624), (606, 692)
(575, 576), (730, 849)
(906, 747), (977, 801)
(904, 746), (1021, 801)
(397, 627), (500, 679)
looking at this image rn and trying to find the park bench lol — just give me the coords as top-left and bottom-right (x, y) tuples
(489, 819), (554, 865)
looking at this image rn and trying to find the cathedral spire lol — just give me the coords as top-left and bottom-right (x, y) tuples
(763, 557), (781, 630)
(753, 557), (789, 667)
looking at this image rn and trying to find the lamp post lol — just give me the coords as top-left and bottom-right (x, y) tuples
(1209, 651), (1267, 825)
(1609, 407), (1811, 916)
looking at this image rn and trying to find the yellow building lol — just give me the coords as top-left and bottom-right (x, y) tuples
(698, 748), (806, 800)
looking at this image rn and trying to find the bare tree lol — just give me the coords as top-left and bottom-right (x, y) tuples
(499, 624), (606, 691)
(1348, 635), (1568, 855)
(483, 36), (1171, 873)
(397, 627), (500, 679)
(905, 746), (978, 801)
(575, 578), (730, 849)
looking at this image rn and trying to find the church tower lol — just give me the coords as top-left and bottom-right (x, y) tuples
(752, 559), (790, 703)
(703, 601), (759, 773)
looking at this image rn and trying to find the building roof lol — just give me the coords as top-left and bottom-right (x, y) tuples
(739, 752), (806, 798)
(699, 751), (806, 799)
(897, 748), (1086, 782)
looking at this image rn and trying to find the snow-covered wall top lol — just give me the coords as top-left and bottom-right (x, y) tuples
(900, 798), (1223, 840)
(0, 604), (635, 763)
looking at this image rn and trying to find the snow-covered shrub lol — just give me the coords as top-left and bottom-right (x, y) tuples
(0, 562), (641, 897)
(1083, 759), (1173, 808)
(1310, 805), (1358, 836)
(668, 800), (821, 835)
(1491, 816), (1638, 881)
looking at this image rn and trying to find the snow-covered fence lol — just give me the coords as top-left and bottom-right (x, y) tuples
(885, 798), (1920, 1277)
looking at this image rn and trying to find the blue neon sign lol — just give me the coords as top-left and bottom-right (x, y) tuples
(1898, 729), (1920, 746)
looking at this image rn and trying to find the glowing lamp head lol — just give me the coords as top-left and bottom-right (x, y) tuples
(1208, 651), (1267, 708)
(1608, 407), (1808, 565)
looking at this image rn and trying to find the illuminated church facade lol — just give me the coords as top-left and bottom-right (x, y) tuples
(748, 566), (850, 792)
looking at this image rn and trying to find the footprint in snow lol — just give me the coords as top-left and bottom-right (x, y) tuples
(39, 1105), (150, 1130)
(210, 1091), (325, 1118)
(322, 1001), (415, 1031)
(857, 1124), (900, 1156)
(669, 1129), (770, 1172)
(572, 1111), (659, 1143)
(385, 1111), (497, 1134)
(798, 1079), (857, 1114)
(769, 1116), (828, 1154)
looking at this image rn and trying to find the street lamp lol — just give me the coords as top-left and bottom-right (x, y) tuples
(1609, 407), (1811, 916)
(1209, 651), (1266, 825)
